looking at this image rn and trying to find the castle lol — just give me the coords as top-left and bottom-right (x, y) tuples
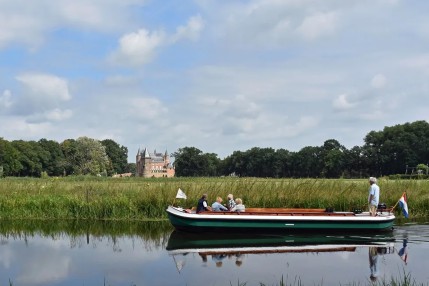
(136, 148), (175, 178)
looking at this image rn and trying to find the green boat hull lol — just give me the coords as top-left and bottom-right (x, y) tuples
(166, 206), (395, 233)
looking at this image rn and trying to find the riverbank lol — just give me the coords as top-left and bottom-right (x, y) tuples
(0, 177), (427, 220)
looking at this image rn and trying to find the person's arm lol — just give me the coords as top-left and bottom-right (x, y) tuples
(369, 186), (374, 204)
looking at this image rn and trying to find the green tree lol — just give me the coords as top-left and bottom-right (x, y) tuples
(61, 137), (109, 175)
(74, 137), (110, 175)
(416, 163), (429, 175)
(125, 163), (136, 174)
(11, 140), (50, 177)
(38, 138), (66, 176)
(0, 138), (22, 176)
(343, 146), (368, 178)
(203, 153), (221, 176)
(60, 139), (78, 175)
(173, 147), (220, 177)
(320, 139), (346, 178)
(221, 151), (246, 177)
(101, 139), (128, 175)
(275, 148), (293, 177)
(363, 120), (429, 176)
(290, 146), (323, 177)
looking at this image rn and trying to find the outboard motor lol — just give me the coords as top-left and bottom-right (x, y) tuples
(377, 203), (387, 213)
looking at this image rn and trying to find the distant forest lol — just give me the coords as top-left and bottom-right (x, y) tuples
(1, 120), (429, 178)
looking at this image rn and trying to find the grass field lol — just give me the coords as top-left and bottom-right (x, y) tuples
(0, 176), (427, 220)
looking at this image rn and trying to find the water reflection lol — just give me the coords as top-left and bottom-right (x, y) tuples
(167, 230), (396, 273)
(0, 221), (427, 285)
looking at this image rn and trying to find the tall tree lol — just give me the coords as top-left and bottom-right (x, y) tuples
(291, 146), (322, 177)
(173, 147), (220, 177)
(74, 137), (110, 175)
(11, 140), (50, 177)
(61, 137), (109, 175)
(61, 139), (78, 176)
(38, 138), (66, 176)
(101, 139), (128, 175)
(320, 139), (346, 178)
(0, 138), (22, 176)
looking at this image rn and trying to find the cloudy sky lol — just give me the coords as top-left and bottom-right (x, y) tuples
(1, 0), (429, 162)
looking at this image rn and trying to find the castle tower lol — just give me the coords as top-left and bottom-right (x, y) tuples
(135, 148), (141, 176)
(143, 148), (151, 178)
(164, 150), (170, 166)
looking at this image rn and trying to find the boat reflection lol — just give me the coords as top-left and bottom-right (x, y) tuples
(167, 230), (395, 269)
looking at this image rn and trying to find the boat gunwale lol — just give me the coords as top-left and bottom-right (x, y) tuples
(166, 206), (396, 222)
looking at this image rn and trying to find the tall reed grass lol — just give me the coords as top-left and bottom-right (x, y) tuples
(0, 176), (427, 220)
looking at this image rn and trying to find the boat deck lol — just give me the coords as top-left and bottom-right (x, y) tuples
(199, 208), (357, 217)
(197, 207), (394, 217)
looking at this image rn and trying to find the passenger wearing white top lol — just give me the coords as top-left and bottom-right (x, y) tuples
(232, 198), (245, 212)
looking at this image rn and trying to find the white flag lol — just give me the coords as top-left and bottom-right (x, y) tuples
(176, 188), (187, 199)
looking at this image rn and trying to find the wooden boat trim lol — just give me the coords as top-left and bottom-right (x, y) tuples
(200, 211), (356, 217)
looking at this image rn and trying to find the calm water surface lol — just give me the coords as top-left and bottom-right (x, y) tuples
(0, 221), (428, 286)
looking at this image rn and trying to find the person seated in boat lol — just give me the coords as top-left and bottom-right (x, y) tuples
(231, 198), (245, 212)
(196, 194), (212, 213)
(211, 196), (228, 211)
(227, 193), (236, 210)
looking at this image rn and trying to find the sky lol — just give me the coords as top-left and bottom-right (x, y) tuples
(1, 0), (429, 163)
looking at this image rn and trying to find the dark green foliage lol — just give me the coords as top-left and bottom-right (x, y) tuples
(173, 147), (221, 177)
(101, 139), (128, 175)
(1, 120), (429, 178)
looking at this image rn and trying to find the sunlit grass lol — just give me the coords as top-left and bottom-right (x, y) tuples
(0, 176), (427, 219)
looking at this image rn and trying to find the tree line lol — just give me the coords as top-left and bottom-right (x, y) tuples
(1, 120), (429, 178)
(0, 137), (130, 177)
(173, 120), (429, 178)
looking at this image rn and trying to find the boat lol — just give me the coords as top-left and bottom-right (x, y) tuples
(166, 230), (395, 257)
(166, 205), (395, 233)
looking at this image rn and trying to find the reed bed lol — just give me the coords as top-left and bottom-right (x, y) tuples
(0, 177), (428, 220)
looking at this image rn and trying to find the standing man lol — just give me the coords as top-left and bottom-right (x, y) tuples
(368, 177), (380, 216)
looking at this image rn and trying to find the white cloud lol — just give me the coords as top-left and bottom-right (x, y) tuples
(333, 94), (355, 110)
(296, 11), (339, 40)
(0, 116), (56, 138)
(0, 0), (146, 49)
(171, 15), (205, 43)
(45, 108), (73, 121)
(127, 97), (168, 120)
(110, 29), (166, 66)
(110, 14), (204, 66)
(16, 73), (71, 102)
(371, 74), (387, 89)
(17, 256), (70, 284)
(0, 90), (13, 109)
(401, 54), (429, 72)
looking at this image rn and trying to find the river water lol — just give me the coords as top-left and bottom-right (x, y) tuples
(0, 221), (428, 286)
